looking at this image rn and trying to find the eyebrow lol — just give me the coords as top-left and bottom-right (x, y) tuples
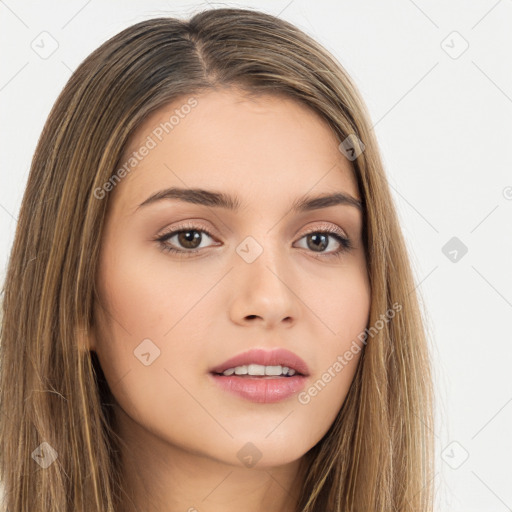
(136, 187), (363, 213)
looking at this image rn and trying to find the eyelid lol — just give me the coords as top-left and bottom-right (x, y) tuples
(300, 221), (348, 238)
(155, 220), (219, 240)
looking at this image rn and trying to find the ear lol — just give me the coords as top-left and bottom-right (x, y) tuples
(77, 324), (97, 353)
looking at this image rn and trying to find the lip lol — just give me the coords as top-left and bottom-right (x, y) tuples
(209, 348), (310, 376)
(209, 373), (307, 403)
(209, 348), (310, 403)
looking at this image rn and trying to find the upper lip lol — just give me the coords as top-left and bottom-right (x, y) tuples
(210, 348), (310, 376)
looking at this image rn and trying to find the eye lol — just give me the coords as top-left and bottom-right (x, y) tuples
(154, 223), (219, 256)
(294, 225), (353, 260)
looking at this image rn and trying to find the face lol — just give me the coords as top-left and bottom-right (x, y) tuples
(91, 88), (371, 472)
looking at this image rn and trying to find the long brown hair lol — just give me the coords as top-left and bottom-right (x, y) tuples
(0, 7), (435, 511)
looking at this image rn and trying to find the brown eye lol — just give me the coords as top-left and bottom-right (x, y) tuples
(305, 233), (329, 252)
(294, 228), (353, 260)
(175, 230), (202, 249)
(155, 225), (219, 256)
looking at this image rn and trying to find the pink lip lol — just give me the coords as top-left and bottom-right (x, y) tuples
(209, 348), (310, 376)
(209, 348), (310, 403)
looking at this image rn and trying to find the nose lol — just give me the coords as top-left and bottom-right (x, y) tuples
(228, 242), (301, 329)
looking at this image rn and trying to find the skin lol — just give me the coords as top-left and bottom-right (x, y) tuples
(89, 88), (371, 512)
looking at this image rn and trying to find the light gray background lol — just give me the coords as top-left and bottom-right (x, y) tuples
(1, 1), (511, 511)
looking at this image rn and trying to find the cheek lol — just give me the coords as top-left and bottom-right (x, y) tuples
(291, 263), (369, 425)
(92, 280), (202, 442)
(96, 236), (195, 338)
(305, 262), (371, 339)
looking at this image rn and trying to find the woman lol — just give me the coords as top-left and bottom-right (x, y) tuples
(0, 7), (435, 511)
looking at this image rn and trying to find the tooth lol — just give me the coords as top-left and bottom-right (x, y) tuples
(265, 365), (283, 376)
(221, 364), (298, 377)
(247, 364), (265, 375)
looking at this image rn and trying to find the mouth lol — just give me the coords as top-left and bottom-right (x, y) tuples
(208, 348), (309, 403)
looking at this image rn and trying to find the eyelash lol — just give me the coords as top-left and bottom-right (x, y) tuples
(154, 222), (353, 260)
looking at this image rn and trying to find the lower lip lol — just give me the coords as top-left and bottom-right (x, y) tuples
(209, 373), (308, 403)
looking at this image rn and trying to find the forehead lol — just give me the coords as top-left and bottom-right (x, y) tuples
(112, 88), (360, 214)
